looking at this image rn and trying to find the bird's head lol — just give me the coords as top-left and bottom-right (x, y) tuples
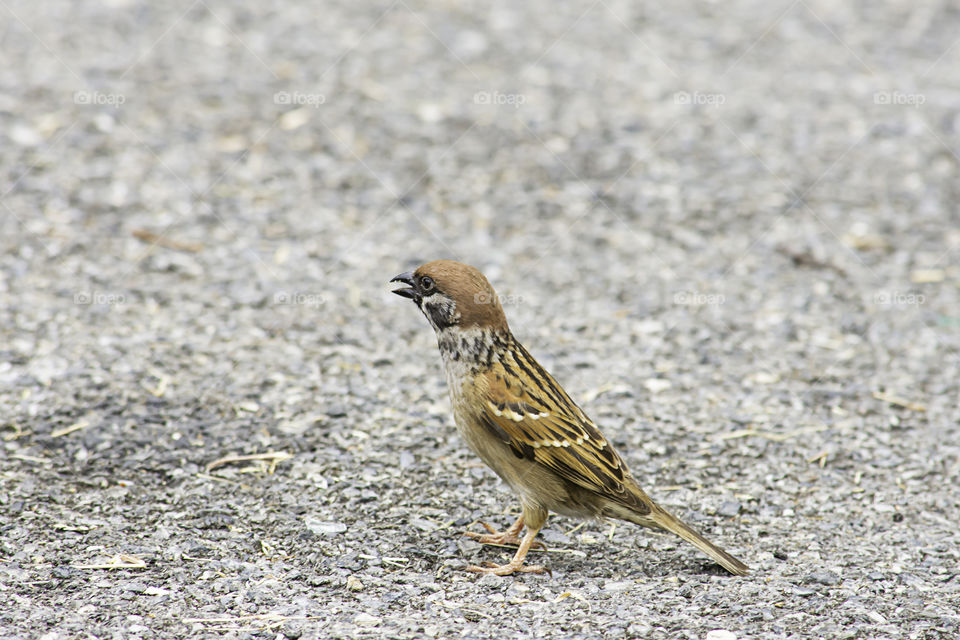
(391, 260), (509, 333)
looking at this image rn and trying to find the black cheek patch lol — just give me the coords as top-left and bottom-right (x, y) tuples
(424, 301), (453, 329)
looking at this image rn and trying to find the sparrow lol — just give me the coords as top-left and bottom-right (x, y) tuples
(391, 260), (749, 576)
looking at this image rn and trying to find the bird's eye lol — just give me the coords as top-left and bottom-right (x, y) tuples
(420, 276), (435, 292)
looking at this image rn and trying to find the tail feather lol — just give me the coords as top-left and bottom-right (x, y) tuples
(631, 506), (750, 576)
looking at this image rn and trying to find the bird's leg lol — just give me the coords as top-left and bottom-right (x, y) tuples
(464, 514), (545, 549)
(467, 505), (550, 575)
(467, 526), (549, 575)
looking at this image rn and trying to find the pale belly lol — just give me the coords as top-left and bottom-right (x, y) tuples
(449, 396), (596, 519)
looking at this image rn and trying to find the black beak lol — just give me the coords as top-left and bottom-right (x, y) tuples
(390, 271), (420, 301)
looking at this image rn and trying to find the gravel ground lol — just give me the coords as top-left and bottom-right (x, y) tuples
(2, 1), (959, 638)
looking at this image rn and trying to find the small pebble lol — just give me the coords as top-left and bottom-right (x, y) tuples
(805, 571), (840, 586)
(304, 519), (347, 536)
(353, 613), (380, 627)
(717, 501), (742, 517)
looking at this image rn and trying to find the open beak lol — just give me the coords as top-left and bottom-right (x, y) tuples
(390, 271), (420, 301)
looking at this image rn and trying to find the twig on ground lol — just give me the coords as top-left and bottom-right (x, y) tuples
(2, 424), (31, 441)
(51, 420), (90, 438)
(132, 229), (203, 253)
(872, 391), (925, 412)
(10, 454), (48, 464)
(206, 451), (293, 474)
(75, 554), (146, 570)
(720, 425), (827, 442)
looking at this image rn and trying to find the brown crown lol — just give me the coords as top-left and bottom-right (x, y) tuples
(414, 260), (510, 332)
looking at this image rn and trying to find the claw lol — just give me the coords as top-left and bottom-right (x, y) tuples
(463, 523), (547, 550)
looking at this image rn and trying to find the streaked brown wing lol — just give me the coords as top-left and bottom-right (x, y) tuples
(476, 344), (645, 510)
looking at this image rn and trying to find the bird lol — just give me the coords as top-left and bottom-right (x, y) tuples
(390, 260), (749, 576)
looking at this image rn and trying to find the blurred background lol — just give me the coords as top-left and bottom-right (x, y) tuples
(1, 0), (958, 637)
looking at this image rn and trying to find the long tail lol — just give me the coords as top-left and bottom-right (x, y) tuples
(631, 506), (750, 575)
